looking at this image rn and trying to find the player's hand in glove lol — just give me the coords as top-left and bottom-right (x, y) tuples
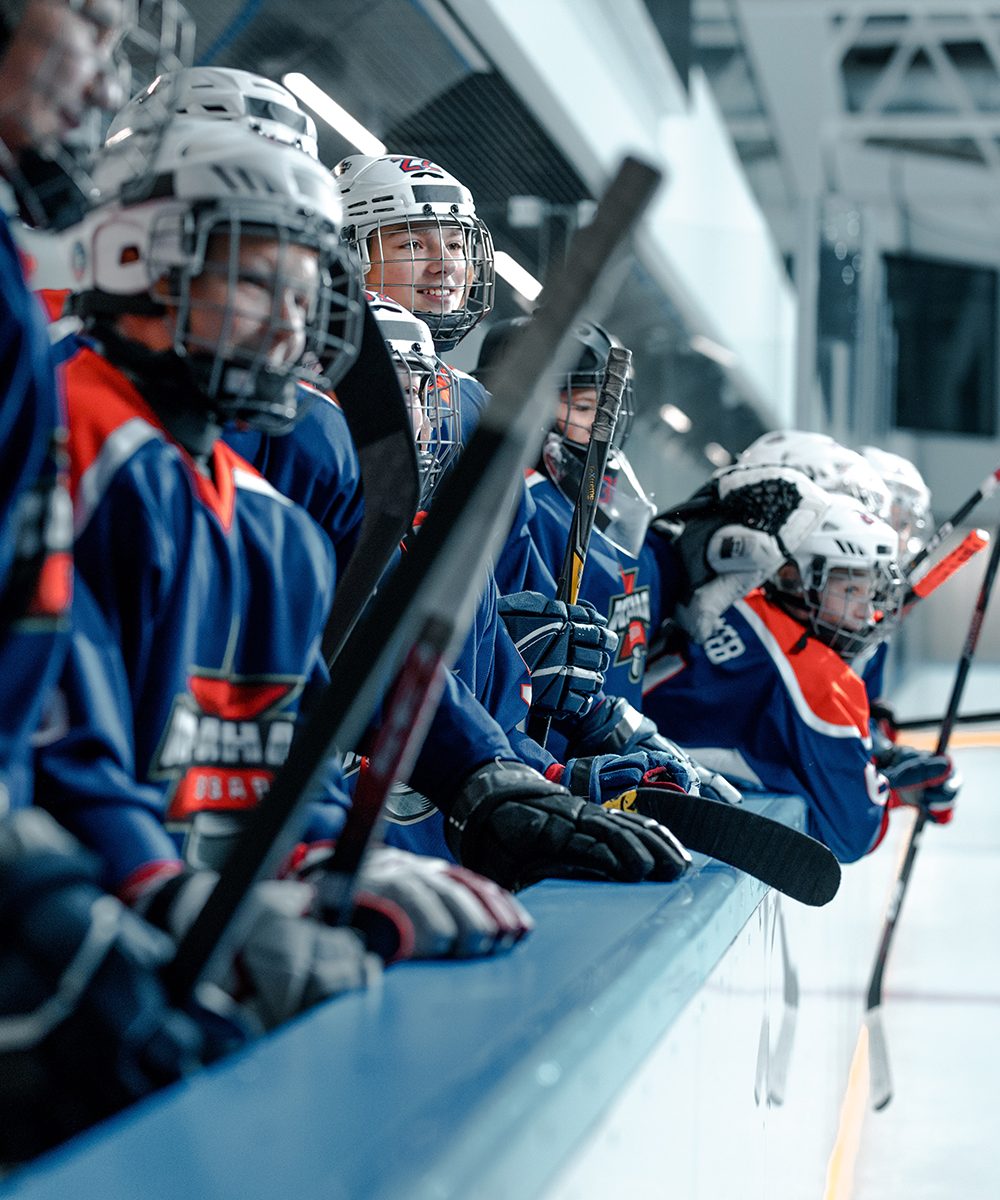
(132, 868), (381, 1031)
(0, 810), (238, 1163)
(286, 842), (533, 960)
(563, 696), (743, 805)
(880, 746), (960, 825)
(555, 749), (699, 806)
(444, 760), (691, 891)
(653, 464), (830, 642)
(497, 590), (618, 718)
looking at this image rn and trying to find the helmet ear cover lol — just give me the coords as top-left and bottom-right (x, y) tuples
(70, 119), (365, 431)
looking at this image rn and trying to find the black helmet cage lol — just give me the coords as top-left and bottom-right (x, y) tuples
(155, 203), (363, 433)
(352, 208), (496, 351)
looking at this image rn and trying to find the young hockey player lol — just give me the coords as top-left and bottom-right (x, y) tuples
(642, 494), (957, 861)
(0, 0), (234, 1162)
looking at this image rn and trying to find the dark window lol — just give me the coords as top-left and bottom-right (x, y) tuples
(885, 253), (997, 436)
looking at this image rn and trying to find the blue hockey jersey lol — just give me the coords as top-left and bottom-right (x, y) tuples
(0, 219), (72, 812)
(642, 590), (889, 862)
(36, 343), (349, 892)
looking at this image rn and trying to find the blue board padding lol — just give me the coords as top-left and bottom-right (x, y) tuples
(4, 795), (806, 1200)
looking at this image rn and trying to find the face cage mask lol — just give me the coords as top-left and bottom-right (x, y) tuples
(889, 494), (931, 564)
(361, 213), (495, 352)
(154, 210), (364, 435)
(0, 0), (140, 230)
(542, 432), (655, 559)
(392, 350), (461, 511)
(769, 561), (904, 661)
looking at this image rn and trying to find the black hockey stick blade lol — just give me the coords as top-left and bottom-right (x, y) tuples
(615, 787), (841, 906)
(321, 298), (420, 666)
(162, 156), (664, 1005)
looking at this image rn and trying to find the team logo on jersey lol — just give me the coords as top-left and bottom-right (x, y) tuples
(153, 671), (304, 822)
(607, 569), (651, 684)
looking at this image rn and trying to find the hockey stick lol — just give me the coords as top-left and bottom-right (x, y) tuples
(866, 521), (1000, 1110)
(529, 346), (630, 747)
(321, 299), (421, 666)
(162, 156), (663, 1003)
(609, 787), (841, 906)
(905, 466), (1000, 576)
(903, 528), (989, 606)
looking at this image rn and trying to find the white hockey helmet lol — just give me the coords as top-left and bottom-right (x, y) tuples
(860, 445), (932, 560)
(334, 153), (495, 351)
(366, 290), (461, 508)
(766, 493), (903, 660)
(739, 430), (891, 520)
(106, 66), (318, 157)
(69, 116), (363, 431)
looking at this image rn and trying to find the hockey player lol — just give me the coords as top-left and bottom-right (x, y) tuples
(0, 0), (132, 816)
(860, 445), (931, 566)
(642, 494), (957, 861)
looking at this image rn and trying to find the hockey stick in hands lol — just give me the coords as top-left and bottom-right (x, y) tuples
(903, 528), (989, 608)
(866, 522), (1000, 1110)
(530, 346), (630, 747)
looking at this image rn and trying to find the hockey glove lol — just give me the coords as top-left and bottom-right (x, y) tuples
(656, 464), (830, 642)
(286, 842), (534, 961)
(563, 696), (742, 805)
(133, 868), (381, 1031)
(557, 748), (699, 806)
(880, 746), (960, 825)
(0, 810), (235, 1164)
(869, 699), (900, 747)
(497, 590), (618, 718)
(445, 760), (691, 891)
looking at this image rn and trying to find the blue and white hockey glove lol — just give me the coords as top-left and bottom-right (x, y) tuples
(497, 590), (618, 718)
(881, 746), (960, 826)
(565, 697), (742, 805)
(445, 760), (690, 891)
(555, 749), (700, 807)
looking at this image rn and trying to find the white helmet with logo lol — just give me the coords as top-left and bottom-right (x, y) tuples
(70, 116), (362, 432)
(765, 493), (903, 659)
(334, 153), (495, 351)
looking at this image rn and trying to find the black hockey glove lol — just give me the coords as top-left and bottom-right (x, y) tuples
(444, 760), (690, 892)
(655, 463), (830, 642)
(497, 590), (618, 718)
(880, 746), (960, 826)
(564, 696), (742, 804)
(0, 810), (238, 1165)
